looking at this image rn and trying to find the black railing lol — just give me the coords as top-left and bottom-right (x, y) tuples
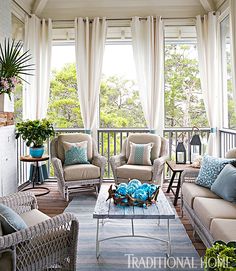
(219, 129), (236, 157)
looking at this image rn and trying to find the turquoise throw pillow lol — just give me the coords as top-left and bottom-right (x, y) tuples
(211, 164), (236, 203)
(196, 155), (236, 188)
(63, 141), (90, 166)
(0, 203), (27, 235)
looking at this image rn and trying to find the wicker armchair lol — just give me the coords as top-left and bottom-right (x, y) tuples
(110, 133), (168, 186)
(0, 191), (79, 271)
(51, 133), (107, 201)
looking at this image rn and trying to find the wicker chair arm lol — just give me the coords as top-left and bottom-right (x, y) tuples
(0, 191), (38, 214)
(152, 155), (168, 182)
(181, 168), (200, 185)
(52, 157), (65, 182)
(0, 213), (79, 249)
(92, 155), (107, 169)
(109, 154), (126, 168)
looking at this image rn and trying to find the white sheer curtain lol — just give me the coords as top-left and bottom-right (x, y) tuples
(229, 0), (236, 103)
(24, 15), (52, 120)
(131, 16), (164, 135)
(74, 17), (107, 132)
(196, 13), (218, 156)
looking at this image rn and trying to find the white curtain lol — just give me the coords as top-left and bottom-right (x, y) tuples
(229, 0), (236, 103)
(74, 17), (107, 131)
(24, 15), (52, 120)
(196, 13), (218, 156)
(131, 16), (164, 135)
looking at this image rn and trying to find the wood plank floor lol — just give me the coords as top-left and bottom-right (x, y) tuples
(35, 181), (206, 257)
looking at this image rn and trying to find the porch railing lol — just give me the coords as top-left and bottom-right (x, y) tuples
(17, 127), (211, 186)
(219, 129), (236, 157)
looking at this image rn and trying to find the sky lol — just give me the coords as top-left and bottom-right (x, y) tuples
(51, 44), (137, 80)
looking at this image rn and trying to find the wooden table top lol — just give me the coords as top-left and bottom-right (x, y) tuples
(20, 155), (49, 162)
(93, 185), (175, 220)
(166, 160), (200, 172)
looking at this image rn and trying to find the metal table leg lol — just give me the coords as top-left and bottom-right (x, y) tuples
(96, 219), (100, 259)
(167, 219), (171, 257)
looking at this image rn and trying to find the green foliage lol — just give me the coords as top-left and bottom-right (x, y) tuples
(204, 241), (236, 271)
(15, 119), (55, 147)
(0, 39), (33, 79)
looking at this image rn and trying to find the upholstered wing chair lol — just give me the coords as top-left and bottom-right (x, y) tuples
(110, 133), (168, 186)
(0, 191), (79, 271)
(51, 133), (107, 201)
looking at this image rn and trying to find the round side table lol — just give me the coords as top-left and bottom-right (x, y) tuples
(20, 155), (50, 197)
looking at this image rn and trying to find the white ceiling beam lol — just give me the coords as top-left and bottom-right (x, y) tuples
(199, 0), (216, 12)
(32, 0), (48, 16)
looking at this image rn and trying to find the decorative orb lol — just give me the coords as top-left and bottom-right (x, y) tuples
(118, 183), (127, 188)
(148, 184), (157, 196)
(140, 183), (150, 192)
(143, 203), (147, 208)
(129, 179), (142, 189)
(116, 186), (127, 196)
(127, 185), (137, 195)
(122, 198), (128, 204)
(133, 189), (148, 201)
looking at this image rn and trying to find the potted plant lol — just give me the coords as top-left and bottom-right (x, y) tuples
(0, 38), (33, 101)
(15, 119), (55, 158)
(204, 241), (236, 270)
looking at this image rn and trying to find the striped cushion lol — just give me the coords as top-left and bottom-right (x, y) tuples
(127, 142), (153, 166)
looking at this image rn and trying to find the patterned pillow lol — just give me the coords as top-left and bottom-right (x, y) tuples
(127, 142), (154, 166)
(63, 141), (90, 166)
(195, 155), (236, 188)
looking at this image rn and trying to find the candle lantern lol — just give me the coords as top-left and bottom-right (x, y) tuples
(176, 133), (186, 164)
(190, 127), (202, 164)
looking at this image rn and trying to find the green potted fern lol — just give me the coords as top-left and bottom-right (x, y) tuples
(15, 119), (55, 158)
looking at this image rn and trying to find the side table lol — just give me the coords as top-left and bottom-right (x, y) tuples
(166, 161), (199, 206)
(20, 155), (50, 197)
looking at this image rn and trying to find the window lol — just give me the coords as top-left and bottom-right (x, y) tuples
(47, 42), (83, 128)
(164, 26), (208, 128)
(12, 14), (24, 123)
(221, 16), (236, 129)
(100, 26), (146, 128)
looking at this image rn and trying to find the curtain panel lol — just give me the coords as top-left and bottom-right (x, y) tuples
(131, 16), (164, 135)
(74, 17), (107, 132)
(24, 15), (52, 120)
(196, 13), (218, 156)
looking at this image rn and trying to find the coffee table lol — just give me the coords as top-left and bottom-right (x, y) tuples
(93, 185), (175, 259)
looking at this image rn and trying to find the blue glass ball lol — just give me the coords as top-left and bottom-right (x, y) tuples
(127, 185), (137, 195)
(148, 184), (157, 196)
(118, 183), (127, 188)
(129, 179), (142, 189)
(133, 189), (148, 201)
(140, 183), (151, 192)
(116, 186), (127, 196)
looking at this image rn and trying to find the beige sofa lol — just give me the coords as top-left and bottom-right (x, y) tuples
(181, 151), (236, 247)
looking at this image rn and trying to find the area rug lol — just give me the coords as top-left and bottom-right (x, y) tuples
(64, 191), (203, 271)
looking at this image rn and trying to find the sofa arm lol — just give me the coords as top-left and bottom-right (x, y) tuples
(0, 213), (79, 270)
(92, 155), (107, 179)
(0, 191), (38, 214)
(181, 168), (200, 185)
(152, 156), (168, 184)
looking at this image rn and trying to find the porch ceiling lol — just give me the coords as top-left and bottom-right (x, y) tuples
(15, 0), (224, 20)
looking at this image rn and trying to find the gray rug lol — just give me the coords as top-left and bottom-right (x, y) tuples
(64, 191), (203, 271)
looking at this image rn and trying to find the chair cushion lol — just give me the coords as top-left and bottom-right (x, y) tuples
(225, 148), (236, 159)
(63, 141), (90, 165)
(57, 133), (93, 163)
(126, 133), (161, 161)
(182, 182), (220, 208)
(195, 155), (236, 188)
(116, 164), (152, 181)
(19, 209), (50, 227)
(64, 164), (100, 181)
(210, 218), (236, 243)
(211, 164), (236, 203)
(0, 252), (12, 271)
(127, 142), (153, 166)
(0, 203), (27, 235)
(193, 197), (236, 230)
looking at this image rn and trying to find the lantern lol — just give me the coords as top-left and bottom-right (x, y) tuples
(190, 127), (202, 164)
(176, 133), (186, 164)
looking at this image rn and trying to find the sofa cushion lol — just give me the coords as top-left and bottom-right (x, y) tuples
(210, 218), (236, 243)
(63, 164), (100, 181)
(182, 182), (220, 208)
(57, 133), (93, 163)
(0, 203), (27, 235)
(127, 142), (153, 166)
(19, 209), (50, 227)
(63, 141), (90, 166)
(195, 155), (236, 188)
(116, 164), (152, 181)
(211, 164), (236, 203)
(193, 197), (236, 230)
(126, 133), (161, 162)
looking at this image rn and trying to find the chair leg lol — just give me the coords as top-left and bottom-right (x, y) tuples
(65, 187), (69, 202)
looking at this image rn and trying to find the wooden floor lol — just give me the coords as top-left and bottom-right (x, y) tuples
(35, 181), (206, 257)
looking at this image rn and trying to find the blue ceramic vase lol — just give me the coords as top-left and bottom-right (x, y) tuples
(30, 146), (44, 158)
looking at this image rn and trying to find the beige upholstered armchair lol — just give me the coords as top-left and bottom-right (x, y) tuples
(110, 133), (168, 186)
(51, 133), (107, 201)
(0, 191), (79, 271)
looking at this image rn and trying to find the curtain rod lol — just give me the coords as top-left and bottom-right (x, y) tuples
(53, 16), (197, 23)
(12, 0), (32, 18)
